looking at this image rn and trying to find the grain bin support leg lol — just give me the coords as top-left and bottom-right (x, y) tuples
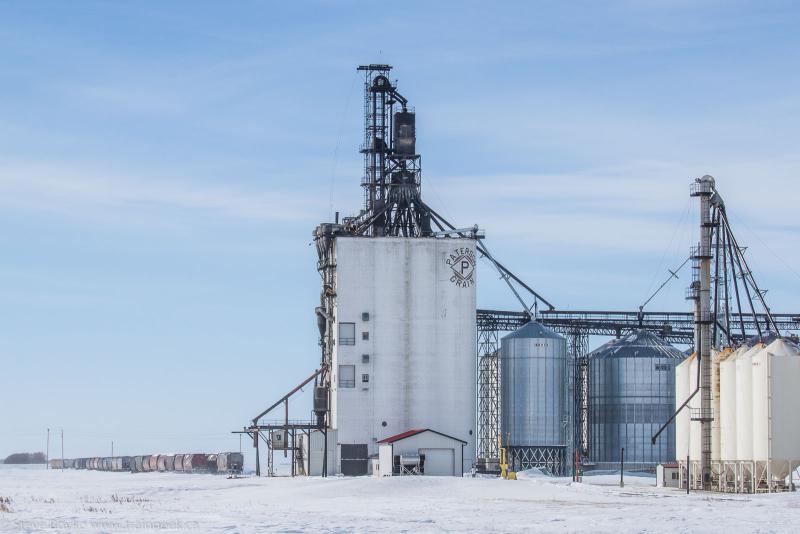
(254, 431), (260, 477)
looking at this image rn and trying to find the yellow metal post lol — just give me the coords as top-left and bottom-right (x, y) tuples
(499, 434), (516, 480)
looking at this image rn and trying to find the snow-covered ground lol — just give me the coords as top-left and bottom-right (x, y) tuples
(1, 464), (799, 533)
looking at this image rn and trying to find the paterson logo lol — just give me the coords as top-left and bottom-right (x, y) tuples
(446, 247), (476, 288)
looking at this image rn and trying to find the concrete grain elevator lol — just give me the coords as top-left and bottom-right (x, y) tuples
(312, 65), (477, 476)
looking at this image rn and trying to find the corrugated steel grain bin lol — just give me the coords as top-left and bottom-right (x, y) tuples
(173, 454), (184, 472)
(588, 330), (685, 470)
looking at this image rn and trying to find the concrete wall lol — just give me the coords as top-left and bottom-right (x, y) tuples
(331, 237), (477, 473)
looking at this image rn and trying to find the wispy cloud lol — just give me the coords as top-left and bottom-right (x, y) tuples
(425, 159), (798, 269)
(0, 162), (323, 225)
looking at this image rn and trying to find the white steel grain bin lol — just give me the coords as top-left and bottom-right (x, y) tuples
(751, 338), (800, 482)
(711, 348), (729, 461)
(735, 344), (765, 461)
(675, 354), (692, 461)
(688, 355), (701, 463)
(719, 344), (748, 461)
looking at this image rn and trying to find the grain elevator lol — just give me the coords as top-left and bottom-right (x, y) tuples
(239, 68), (800, 484)
(312, 65), (477, 476)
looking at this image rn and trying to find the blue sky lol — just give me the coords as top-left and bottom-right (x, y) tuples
(1, 1), (798, 461)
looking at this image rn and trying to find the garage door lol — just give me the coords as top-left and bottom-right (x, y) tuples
(340, 444), (368, 476)
(420, 448), (454, 476)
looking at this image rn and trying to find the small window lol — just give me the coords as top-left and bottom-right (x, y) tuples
(338, 323), (355, 345)
(362, 373), (369, 383)
(339, 365), (355, 388)
(362, 312), (370, 322)
(362, 331), (369, 341)
(671, 472), (678, 480)
(362, 354), (370, 364)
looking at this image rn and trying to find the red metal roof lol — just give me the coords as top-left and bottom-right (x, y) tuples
(376, 428), (467, 444)
(377, 429), (427, 444)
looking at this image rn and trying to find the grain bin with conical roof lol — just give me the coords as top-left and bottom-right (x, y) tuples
(589, 330), (686, 470)
(500, 321), (568, 474)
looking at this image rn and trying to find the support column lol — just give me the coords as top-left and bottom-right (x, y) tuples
(692, 176), (715, 489)
(477, 319), (500, 467)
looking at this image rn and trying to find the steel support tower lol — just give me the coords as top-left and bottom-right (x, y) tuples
(691, 176), (716, 488)
(348, 64), (429, 237)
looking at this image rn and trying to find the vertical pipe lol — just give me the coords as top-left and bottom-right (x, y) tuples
(379, 91), (386, 201)
(284, 400), (289, 459)
(291, 428), (296, 477)
(255, 432), (261, 477)
(725, 227), (746, 340)
(687, 453), (690, 494)
(619, 447), (624, 488)
(370, 80), (377, 213)
(712, 210), (721, 347)
(722, 228), (731, 344)
(698, 179), (713, 489)
(323, 427), (328, 478)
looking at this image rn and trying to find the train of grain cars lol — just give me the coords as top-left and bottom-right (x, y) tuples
(48, 452), (244, 474)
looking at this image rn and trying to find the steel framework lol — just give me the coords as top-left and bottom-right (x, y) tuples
(475, 307), (800, 471)
(476, 352), (500, 467)
(344, 64), (430, 237)
(478, 309), (799, 345)
(507, 446), (566, 476)
(568, 332), (590, 461)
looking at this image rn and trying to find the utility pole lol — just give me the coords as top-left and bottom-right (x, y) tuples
(60, 428), (64, 470)
(111, 441), (114, 457)
(46, 428), (50, 469)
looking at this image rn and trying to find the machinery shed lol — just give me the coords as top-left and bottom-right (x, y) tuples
(377, 429), (466, 477)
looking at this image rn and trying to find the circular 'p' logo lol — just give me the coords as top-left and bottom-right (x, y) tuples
(446, 247), (476, 288)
